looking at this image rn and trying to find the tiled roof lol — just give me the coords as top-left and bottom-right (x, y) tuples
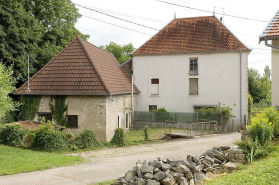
(133, 16), (249, 55)
(15, 36), (139, 95)
(260, 9), (279, 41)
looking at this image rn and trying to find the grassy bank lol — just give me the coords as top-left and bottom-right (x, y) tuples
(206, 144), (279, 185)
(0, 145), (84, 175)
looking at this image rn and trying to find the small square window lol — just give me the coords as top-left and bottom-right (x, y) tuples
(189, 78), (198, 95)
(149, 105), (157, 112)
(151, 79), (159, 84)
(189, 58), (198, 75)
(67, 115), (78, 128)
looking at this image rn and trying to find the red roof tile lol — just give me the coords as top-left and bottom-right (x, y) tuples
(15, 36), (139, 95)
(260, 9), (279, 41)
(133, 16), (248, 55)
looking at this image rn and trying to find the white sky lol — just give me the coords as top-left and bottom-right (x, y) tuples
(72, 0), (279, 75)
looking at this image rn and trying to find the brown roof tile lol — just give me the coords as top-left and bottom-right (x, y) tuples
(267, 16), (279, 37)
(133, 16), (248, 55)
(15, 36), (139, 95)
(260, 9), (279, 41)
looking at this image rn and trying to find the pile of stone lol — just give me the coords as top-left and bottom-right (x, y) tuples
(112, 146), (245, 185)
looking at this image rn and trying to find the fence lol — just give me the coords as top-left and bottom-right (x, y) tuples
(133, 111), (224, 137)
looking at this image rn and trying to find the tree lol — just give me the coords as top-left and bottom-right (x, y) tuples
(248, 68), (271, 106)
(0, 63), (17, 117)
(264, 65), (271, 80)
(100, 42), (135, 64)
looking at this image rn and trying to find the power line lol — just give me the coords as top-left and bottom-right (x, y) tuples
(155, 0), (269, 23)
(82, 14), (153, 36)
(75, 3), (160, 31)
(75, 4), (166, 23)
(249, 58), (271, 64)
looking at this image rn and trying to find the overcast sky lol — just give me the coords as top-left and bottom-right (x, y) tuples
(72, 0), (279, 74)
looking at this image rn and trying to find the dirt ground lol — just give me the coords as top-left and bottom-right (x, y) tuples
(0, 132), (241, 185)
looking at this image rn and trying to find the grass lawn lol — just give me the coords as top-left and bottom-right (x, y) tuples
(0, 145), (84, 175)
(205, 144), (279, 185)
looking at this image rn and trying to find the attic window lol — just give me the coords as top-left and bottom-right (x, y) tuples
(189, 58), (198, 75)
(151, 78), (159, 95)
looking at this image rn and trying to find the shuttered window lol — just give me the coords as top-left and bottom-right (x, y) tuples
(189, 78), (198, 95)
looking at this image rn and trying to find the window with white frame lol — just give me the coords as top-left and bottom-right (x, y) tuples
(189, 58), (198, 75)
(151, 78), (159, 95)
(189, 78), (198, 95)
(149, 105), (157, 112)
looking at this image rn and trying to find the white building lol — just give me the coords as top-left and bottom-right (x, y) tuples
(129, 16), (250, 130)
(259, 9), (279, 109)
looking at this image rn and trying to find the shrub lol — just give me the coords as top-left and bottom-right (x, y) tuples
(22, 129), (36, 148)
(31, 123), (68, 152)
(157, 108), (167, 112)
(144, 126), (151, 141)
(74, 129), (100, 149)
(0, 123), (23, 147)
(110, 128), (126, 147)
(248, 117), (273, 146)
(259, 107), (279, 136)
(248, 95), (253, 124)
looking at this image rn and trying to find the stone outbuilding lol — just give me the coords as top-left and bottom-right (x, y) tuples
(14, 35), (139, 142)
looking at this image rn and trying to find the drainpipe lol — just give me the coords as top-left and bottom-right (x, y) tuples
(265, 39), (279, 49)
(240, 50), (242, 129)
(131, 70), (134, 126)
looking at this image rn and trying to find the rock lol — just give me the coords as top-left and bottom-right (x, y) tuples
(193, 156), (201, 166)
(194, 172), (204, 185)
(153, 171), (165, 181)
(125, 171), (136, 182)
(185, 171), (193, 181)
(207, 152), (215, 159)
(222, 162), (241, 173)
(203, 167), (214, 173)
(112, 178), (128, 185)
(176, 164), (190, 174)
(153, 168), (160, 173)
(143, 173), (153, 180)
(195, 164), (204, 172)
(184, 161), (196, 170)
(214, 158), (222, 164)
(160, 174), (176, 185)
(162, 163), (171, 171)
(151, 160), (162, 168)
(177, 177), (188, 185)
(201, 160), (211, 168)
(188, 179), (195, 185)
(141, 165), (154, 174)
(212, 163), (220, 168)
(136, 163), (142, 178)
(164, 169), (170, 175)
(220, 146), (230, 151)
(214, 153), (225, 161)
(146, 179), (160, 185)
(134, 178), (145, 185)
(205, 172), (214, 180)
(187, 155), (194, 163)
(167, 159), (185, 167)
(170, 172), (182, 181)
(158, 157), (163, 161)
(205, 155), (214, 165)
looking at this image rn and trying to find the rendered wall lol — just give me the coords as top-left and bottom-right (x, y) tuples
(272, 40), (279, 108)
(133, 51), (249, 130)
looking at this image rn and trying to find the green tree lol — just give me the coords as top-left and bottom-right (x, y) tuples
(0, 63), (17, 117)
(100, 42), (135, 64)
(264, 65), (271, 80)
(248, 68), (271, 106)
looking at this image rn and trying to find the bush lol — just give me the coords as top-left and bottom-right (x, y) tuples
(0, 123), (23, 147)
(157, 108), (167, 112)
(259, 107), (279, 136)
(110, 128), (126, 147)
(248, 117), (273, 146)
(74, 129), (100, 149)
(144, 126), (151, 141)
(22, 129), (36, 148)
(31, 123), (68, 152)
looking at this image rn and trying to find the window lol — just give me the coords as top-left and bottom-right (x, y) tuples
(37, 112), (52, 123)
(118, 116), (120, 128)
(125, 113), (129, 128)
(149, 105), (157, 112)
(189, 78), (198, 95)
(67, 115), (78, 128)
(189, 58), (198, 75)
(151, 78), (159, 95)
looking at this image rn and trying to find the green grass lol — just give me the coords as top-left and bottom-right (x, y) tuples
(205, 144), (279, 185)
(92, 180), (115, 185)
(0, 145), (84, 175)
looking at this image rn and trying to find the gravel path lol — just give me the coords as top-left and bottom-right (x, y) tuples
(0, 133), (241, 185)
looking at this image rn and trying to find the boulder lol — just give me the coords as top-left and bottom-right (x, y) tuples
(193, 156), (201, 166)
(177, 177), (188, 185)
(220, 146), (230, 151)
(133, 178), (145, 185)
(184, 161), (196, 170)
(205, 155), (214, 165)
(188, 179), (195, 185)
(153, 168), (160, 173)
(146, 179), (160, 185)
(153, 171), (165, 181)
(160, 174), (176, 185)
(151, 160), (162, 168)
(125, 171), (136, 182)
(141, 165), (154, 174)
(194, 172), (204, 185)
(167, 159), (185, 167)
(143, 173), (153, 180)
(176, 164), (190, 174)
(161, 163), (171, 171)
(185, 171), (193, 181)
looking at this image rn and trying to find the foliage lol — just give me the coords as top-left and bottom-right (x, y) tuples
(22, 129), (35, 148)
(248, 117), (273, 146)
(74, 129), (100, 149)
(264, 65), (271, 80)
(248, 94), (253, 124)
(0, 144), (83, 175)
(197, 106), (234, 123)
(248, 68), (271, 106)
(18, 95), (41, 121)
(144, 126), (151, 141)
(49, 95), (68, 126)
(100, 42), (135, 64)
(0, 64), (18, 117)
(157, 107), (167, 112)
(31, 123), (68, 152)
(0, 110), (15, 124)
(0, 123), (23, 147)
(110, 128), (126, 147)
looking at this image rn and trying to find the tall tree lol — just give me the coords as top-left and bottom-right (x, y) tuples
(264, 65), (271, 80)
(248, 68), (271, 106)
(100, 42), (135, 64)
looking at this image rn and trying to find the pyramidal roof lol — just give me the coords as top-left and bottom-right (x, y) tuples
(15, 36), (139, 95)
(133, 16), (249, 55)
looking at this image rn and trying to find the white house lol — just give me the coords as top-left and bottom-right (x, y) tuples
(130, 16), (250, 130)
(259, 9), (279, 109)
